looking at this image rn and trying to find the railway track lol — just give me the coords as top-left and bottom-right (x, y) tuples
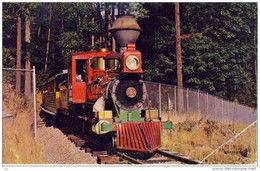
(38, 120), (202, 165)
(114, 149), (202, 164)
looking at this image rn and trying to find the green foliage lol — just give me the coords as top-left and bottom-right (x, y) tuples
(130, 3), (149, 19)
(138, 3), (176, 84)
(2, 2), (257, 107)
(3, 47), (16, 68)
(180, 3), (257, 106)
(137, 3), (257, 107)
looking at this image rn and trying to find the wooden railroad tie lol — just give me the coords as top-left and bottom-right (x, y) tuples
(75, 139), (85, 147)
(37, 121), (45, 128)
(80, 147), (92, 153)
(97, 155), (120, 164)
(67, 134), (76, 141)
(92, 151), (108, 157)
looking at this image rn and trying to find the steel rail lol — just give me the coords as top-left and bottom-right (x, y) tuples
(77, 134), (142, 164)
(113, 151), (143, 164)
(156, 149), (202, 164)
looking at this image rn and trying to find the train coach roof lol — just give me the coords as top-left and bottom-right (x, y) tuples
(42, 70), (68, 86)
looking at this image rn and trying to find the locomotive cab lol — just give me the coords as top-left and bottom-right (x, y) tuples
(68, 53), (88, 104)
(67, 50), (112, 104)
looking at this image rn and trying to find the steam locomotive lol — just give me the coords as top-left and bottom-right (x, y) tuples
(41, 15), (172, 154)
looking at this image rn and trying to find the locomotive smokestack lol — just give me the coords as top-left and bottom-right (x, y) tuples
(109, 15), (141, 53)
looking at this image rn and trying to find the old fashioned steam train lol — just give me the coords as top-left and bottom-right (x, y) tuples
(41, 15), (172, 154)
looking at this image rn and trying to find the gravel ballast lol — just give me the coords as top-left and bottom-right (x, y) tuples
(37, 126), (97, 165)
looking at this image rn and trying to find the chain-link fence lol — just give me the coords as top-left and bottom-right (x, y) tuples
(3, 67), (37, 140)
(144, 81), (257, 124)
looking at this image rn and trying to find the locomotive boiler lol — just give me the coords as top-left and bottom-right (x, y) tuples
(41, 15), (172, 154)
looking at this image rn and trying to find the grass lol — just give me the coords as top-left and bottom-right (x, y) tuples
(3, 83), (46, 164)
(161, 112), (257, 164)
(2, 81), (257, 164)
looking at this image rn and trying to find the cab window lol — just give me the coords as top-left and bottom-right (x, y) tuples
(95, 57), (105, 70)
(106, 59), (119, 71)
(90, 57), (105, 70)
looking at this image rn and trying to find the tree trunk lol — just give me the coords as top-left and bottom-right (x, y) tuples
(97, 3), (103, 45)
(118, 3), (121, 15)
(78, 15), (84, 50)
(45, 6), (52, 72)
(61, 13), (64, 56)
(91, 3), (95, 47)
(25, 8), (32, 96)
(61, 13), (64, 31)
(107, 6), (112, 49)
(175, 3), (184, 113)
(16, 13), (22, 95)
(104, 3), (109, 48)
(100, 36), (103, 44)
(108, 14), (112, 49)
(112, 3), (116, 52)
(78, 15), (81, 26)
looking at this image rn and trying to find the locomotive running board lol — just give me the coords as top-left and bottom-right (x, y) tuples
(114, 122), (162, 153)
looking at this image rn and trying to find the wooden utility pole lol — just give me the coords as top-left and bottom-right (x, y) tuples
(174, 3), (202, 113)
(16, 13), (22, 95)
(175, 3), (183, 87)
(25, 8), (32, 96)
(175, 3), (185, 112)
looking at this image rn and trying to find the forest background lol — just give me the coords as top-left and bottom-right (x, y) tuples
(2, 2), (257, 108)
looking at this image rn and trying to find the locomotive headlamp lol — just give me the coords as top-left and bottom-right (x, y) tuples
(126, 55), (140, 71)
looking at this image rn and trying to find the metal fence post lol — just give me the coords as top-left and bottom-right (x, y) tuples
(228, 101), (230, 120)
(222, 99), (224, 122)
(187, 88), (189, 112)
(233, 102), (235, 125)
(214, 96), (216, 121)
(159, 83), (161, 118)
(33, 66), (37, 140)
(198, 89), (200, 113)
(207, 92), (209, 116)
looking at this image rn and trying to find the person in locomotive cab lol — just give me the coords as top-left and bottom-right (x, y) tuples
(76, 60), (86, 82)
